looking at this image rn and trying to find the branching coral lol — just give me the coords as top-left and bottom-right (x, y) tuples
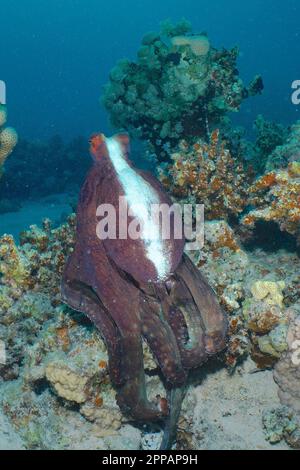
(159, 129), (251, 220)
(103, 20), (262, 160)
(241, 162), (300, 244)
(0, 104), (17, 179)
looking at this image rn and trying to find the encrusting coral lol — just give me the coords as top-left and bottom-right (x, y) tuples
(103, 20), (262, 160)
(159, 129), (251, 221)
(0, 104), (17, 179)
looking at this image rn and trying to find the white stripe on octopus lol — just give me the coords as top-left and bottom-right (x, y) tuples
(105, 137), (172, 281)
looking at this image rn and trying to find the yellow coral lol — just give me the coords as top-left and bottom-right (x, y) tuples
(171, 35), (210, 56)
(0, 105), (17, 170)
(250, 280), (285, 308)
(0, 105), (6, 127)
(288, 161), (300, 177)
(45, 362), (89, 404)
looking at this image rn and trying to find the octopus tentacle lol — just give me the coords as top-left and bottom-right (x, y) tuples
(176, 254), (228, 354)
(160, 386), (187, 451)
(156, 279), (207, 369)
(61, 276), (124, 386)
(140, 295), (186, 386)
(116, 331), (165, 421)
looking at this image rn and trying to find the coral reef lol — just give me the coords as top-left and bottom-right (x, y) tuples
(242, 281), (288, 363)
(0, 216), (75, 380)
(159, 130), (251, 221)
(103, 20), (262, 160)
(189, 220), (300, 370)
(1, 17), (300, 452)
(0, 104), (17, 179)
(0, 210), (299, 449)
(241, 163), (300, 245)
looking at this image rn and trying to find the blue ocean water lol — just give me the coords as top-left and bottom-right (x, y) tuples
(1, 0), (300, 141)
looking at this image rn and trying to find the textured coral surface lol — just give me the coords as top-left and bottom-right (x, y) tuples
(159, 130), (251, 220)
(242, 163), (300, 245)
(0, 213), (299, 449)
(0, 104), (17, 179)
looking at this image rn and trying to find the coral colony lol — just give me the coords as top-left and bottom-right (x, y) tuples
(0, 104), (17, 179)
(103, 20), (263, 161)
(0, 21), (300, 450)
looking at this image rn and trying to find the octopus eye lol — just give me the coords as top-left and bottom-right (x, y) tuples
(89, 133), (106, 155)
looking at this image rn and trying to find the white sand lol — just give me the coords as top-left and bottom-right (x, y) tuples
(183, 357), (289, 450)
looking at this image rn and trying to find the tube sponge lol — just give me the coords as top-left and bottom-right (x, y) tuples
(0, 104), (18, 171)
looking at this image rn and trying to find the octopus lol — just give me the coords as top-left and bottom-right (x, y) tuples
(62, 133), (228, 448)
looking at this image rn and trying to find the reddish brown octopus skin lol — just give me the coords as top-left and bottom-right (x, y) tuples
(61, 133), (228, 422)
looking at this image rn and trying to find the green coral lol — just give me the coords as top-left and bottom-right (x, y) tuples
(257, 323), (289, 358)
(102, 21), (262, 161)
